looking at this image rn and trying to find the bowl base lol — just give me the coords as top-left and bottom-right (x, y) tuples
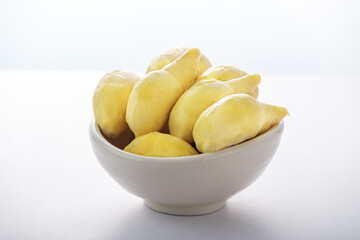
(144, 200), (226, 216)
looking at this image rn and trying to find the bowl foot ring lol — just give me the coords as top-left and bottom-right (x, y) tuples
(144, 200), (226, 216)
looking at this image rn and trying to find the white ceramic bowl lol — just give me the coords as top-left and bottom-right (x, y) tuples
(89, 119), (284, 215)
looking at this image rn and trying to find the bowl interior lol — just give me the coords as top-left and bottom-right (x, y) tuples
(90, 119), (284, 163)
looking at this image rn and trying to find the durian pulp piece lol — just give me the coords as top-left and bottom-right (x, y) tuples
(146, 47), (211, 78)
(196, 65), (259, 98)
(169, 74), (261, 143)
(124, 132), (198, 157)
(196, 65), (247, 82)
(193, 94), (289, 153)
(92, 70), (140, 138)
(126, 48), (201, 137)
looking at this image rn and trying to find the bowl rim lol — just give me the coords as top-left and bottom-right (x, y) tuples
(89, 118), (284, 164)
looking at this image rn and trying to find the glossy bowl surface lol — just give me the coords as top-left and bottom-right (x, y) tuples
(89, 119), (284, 215)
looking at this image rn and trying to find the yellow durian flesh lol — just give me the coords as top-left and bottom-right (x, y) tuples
(258, 103), (290, 135)
(124, 132), (198, 157)
(196, 64), (259, 98)
(249, 86), (259, 98)
(146, 47), (211, 78)
(193, 94), (289, 153)
(169, 74), (261, 143)
(126, 70), (182, 137)
(169, 79), (234, 143)
(226, 74), (261, 97)
(162, 48), (201, 90)
(92, 70), (139, 138)
(196, 65), (259, 98)
(197, 54), (212, 78)
(126, 48), (201, 137)
(196, 65), (247, 82)
(146, 47), (185, 73)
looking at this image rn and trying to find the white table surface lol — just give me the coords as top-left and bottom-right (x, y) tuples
(0, 71), (359, 240)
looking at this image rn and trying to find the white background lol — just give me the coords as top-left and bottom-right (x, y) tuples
(1, 0), (359, 74)
(1, 0), (360, 239)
